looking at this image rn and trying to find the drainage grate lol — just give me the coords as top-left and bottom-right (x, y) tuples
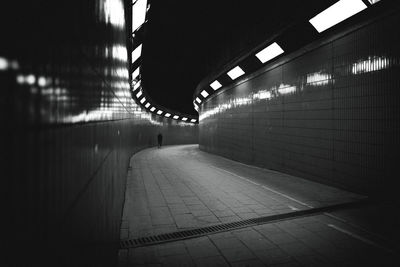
(120, 199), (369, 249)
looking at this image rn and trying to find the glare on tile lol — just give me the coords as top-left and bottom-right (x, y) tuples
(102, 0), (125, 29)
(38, 77), (47, 87)
(16, 75), (25, 84)
(210, 80), (222, 90)
(26, 74), (36, 85)
(309, 0), (367, 33)
(0, 57), (8, 70)
(227, 66), (245, 80)
(255, 42), (284, 64)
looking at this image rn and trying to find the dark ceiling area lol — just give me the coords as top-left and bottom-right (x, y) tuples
(141, 0), (338, 116)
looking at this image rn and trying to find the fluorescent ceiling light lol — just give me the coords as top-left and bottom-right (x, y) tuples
(195, 97), (201, 104)
(191, 119), (196, 123)
(136, 90), (142, 98)
(150, 107), (155, 112)
(140, 97), (146, 103)
(309, 0), (367, 33)
(173, 115), (179, 119)
(182, 117), (188, 121)
(165, 113), (171, 117)
(157, 110), (162, 115)
(227, 66), (245, 80)
(210, 80), (222, 90)
(131, 44), (142, 64)
(133, 80), (141, 91)
(194, 103), (199, 109)
(201, 90), (209, 98)
(368, 0), (381, 4)
(132, 0), (148, 32)
(255, 42), (284, 63)
(132, 67), (140, 80)
(145, 103), (150, 108)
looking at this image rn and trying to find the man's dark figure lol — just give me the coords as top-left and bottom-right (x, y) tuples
(157, 133), (163, 148)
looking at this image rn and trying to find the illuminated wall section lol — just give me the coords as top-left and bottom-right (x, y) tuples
(198, 10), (400, 195)
(1, 0), (198, 266)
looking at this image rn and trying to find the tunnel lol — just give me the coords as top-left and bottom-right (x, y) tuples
(2, 0), (400, 266)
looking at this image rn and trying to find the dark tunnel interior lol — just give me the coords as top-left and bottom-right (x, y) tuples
(2, 0), (400, 266)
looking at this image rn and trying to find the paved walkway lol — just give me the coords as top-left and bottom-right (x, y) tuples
(118, 145), (399, 266)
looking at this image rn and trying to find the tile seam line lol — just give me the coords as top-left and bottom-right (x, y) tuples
(327, 224), (394, 253)
(210, 166), (313, 209)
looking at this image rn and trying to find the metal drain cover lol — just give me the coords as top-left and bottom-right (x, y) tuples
(120, 199), (368, 249)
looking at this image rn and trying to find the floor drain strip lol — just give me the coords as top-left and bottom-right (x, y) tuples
(120, 199), (369, 249)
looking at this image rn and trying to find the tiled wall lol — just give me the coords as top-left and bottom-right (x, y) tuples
(199, 11), (400, 195)
(1, 1), (198, 266)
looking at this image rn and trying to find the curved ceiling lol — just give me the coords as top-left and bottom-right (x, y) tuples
(141, 0), (340, 116)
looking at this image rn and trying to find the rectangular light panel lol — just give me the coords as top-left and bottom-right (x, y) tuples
(210, 80), (222, 90)
(227, 66), (245, 80)
(182, 117), (188, 121)
(191, 119), (196, 123)
(150, 107), (156, 112)
(140, 97), (146, 104)
(255, 42), (284, 64)
(173, 115), (179, 119)
(131, 44), (142, 64)
(157, 110), (162, 115)
(368, 0), (381, 4)
(195, 97), (201, 104)
(145, 102), (150, 108)
(132, 0), (148, 32)
(136, 90), (142, 98)
(133, 80), (141, 91)
(132, 67), (140, 80)
(165, 113), (171, 117)
(200, 90), (209, 98)
(309, 0), (367, 33)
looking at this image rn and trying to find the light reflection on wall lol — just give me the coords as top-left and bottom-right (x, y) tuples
(306, 71), (332, 86)
(0, 56), (19, 71)
(199, 54), (400, 122)
(199, 83), (297, 121)
(100, 0), (125, 29)
(351, 56), (390, 74)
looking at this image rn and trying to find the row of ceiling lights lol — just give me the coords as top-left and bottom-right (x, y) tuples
(193, 0), (380, 111)
(130, 0), (198, 123)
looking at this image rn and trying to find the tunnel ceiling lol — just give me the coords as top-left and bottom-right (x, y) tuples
(141, 0), (339, 116)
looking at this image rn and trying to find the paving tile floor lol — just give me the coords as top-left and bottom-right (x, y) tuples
(118, 145), (399, 266)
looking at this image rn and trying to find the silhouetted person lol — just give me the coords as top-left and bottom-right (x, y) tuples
(157, 133), (163, 148)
